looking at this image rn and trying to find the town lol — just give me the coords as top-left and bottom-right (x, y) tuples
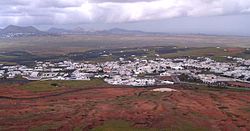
(1, 56), (250, 88)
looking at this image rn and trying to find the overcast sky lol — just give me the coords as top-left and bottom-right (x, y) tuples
(0, 0), (250, 35)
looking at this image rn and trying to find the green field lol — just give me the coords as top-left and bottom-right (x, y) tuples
(91, 120), (157, 131)
(1, 35), (250, 56)
(0, 46), (249, 65)
(91, 120), (209, 131)
(20, 79), (108, 92)
(162, 47), (232, 58)
(29, 124), (61, 131)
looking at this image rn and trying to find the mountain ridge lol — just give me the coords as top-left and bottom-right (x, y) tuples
(1, 25), (243, 38)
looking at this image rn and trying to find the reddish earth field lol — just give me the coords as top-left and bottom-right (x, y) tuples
(0, 85), (250, 131)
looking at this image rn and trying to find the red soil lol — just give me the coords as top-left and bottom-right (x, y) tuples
(224, 47), (244, 54)
(0, 86), (250, 131)
(227, 81), (250, 88)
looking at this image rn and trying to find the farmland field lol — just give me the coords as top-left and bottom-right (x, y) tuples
(1, 34), (250, 56)
(0, 45), (250, 65)
(19, 79), (108, 92)
(1, 34), (250, 64)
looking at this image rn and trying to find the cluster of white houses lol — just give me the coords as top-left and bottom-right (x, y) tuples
(1, 56), (250, 87)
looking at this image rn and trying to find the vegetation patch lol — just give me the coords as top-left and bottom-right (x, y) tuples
(19, 79), (108, 92)
(92, 120), (209, 131)
(167, 121), (209, 131)
(29, 124), (60, 131)
(92, 120), (157, 131)
(239, 106), (250, 112)
(161, 47), (240, 58)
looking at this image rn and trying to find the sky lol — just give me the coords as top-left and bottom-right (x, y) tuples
(0, 0), (250, 36)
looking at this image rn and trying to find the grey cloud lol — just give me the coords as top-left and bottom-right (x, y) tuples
(0, 0), (30, 6)
(0, 0), (250, 27)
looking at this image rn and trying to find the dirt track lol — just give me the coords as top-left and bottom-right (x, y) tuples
(0, 86), (250, 131)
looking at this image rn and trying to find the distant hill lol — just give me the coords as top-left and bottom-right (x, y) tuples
(98, 28), (149, 35)
(1, 25), (42, 34)
(48, 27), (87, 34)
(72, 27), (86, 33)
(0, 25), (49, 38)
(46, 27), (161, 35)
(47, 27), (72, 34)
(0, 25), (164, 38)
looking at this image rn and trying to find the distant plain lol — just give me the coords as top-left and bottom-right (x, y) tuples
(1, 34), (250, 55)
